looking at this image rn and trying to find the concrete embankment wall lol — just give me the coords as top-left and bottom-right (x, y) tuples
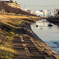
(25, 29), (44, 42)
(47, 17), (59, 23)
(23, 22), (44, 42)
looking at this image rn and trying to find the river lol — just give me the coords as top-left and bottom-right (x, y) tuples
(31, 19), (59, 54)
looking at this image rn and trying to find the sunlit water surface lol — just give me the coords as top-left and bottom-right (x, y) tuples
(31, 19), (59, 54)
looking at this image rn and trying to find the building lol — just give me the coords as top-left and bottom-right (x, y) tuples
(1, 0), (20, 8)
(27, 9), (33, 14)
(21, 8), (33, 14)
(47, 10), (54, 17)
(54, 8), (59, 15)
(43, 10), (47, 17)
(36, 10), (43, 17)
(36, 10), (48, 17)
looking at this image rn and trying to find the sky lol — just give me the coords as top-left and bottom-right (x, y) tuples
(10, 0), (59, 12)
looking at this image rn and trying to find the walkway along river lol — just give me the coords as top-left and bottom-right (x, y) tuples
(13, 21), (59, 59)
(31, 19), (59, 54)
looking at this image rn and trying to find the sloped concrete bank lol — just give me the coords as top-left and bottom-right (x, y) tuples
(15, 22), (59, 59)
(47, 17), (59, 24)
(22, 22), (44, 42)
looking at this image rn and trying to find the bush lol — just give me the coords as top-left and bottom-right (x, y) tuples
(8, 32), (15, 36)
(0, 49), (16, 59)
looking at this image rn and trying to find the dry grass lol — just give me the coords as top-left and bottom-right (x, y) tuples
(0, 13), (41, 59)
(0, 46), (16, 53)
(0, 13), (40, 27)
(0, 29), (17, 59)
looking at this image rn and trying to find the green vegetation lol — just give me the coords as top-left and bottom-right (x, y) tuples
(22, 18), (34, 22)
(0, 49), (15, 59)
(0, 30), (17, 59)
(8, 32), (15, 36)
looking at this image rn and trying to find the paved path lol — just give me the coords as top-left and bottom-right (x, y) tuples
(12, 34), (57, 59)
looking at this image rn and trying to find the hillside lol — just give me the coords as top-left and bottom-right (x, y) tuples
(0, 12), (59, 59)
(0, 11), (41, 59)
(0, 1), (36, 16)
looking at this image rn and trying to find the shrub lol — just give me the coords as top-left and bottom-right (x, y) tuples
(8, 32), (15, 36)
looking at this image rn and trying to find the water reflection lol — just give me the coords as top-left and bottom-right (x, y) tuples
(31, 19), (59, 54)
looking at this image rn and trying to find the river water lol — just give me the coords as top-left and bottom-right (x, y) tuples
(31, 19), (59, 54)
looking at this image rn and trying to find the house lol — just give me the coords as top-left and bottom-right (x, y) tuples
(1, 0), (20, 8)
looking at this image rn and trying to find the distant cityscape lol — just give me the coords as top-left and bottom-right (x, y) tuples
(21, 7), (59, 17)
(0, 0), (59, 17)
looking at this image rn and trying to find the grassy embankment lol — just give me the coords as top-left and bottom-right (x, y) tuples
(0, 12), (41, 59)
(0, 28), (17, 59)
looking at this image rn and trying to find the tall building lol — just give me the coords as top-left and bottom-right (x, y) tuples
(1, 0), (20, 8)
(43, 10), (47, 17)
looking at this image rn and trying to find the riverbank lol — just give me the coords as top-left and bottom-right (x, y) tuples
(13, 34), (58, 59)
(0, 12), (42, 59)
(0, 12), (59, 59)
(20, 22), (59, 59)
(47, 17), (59, 24)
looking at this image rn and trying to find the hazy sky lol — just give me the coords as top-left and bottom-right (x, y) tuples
(12, 0), (59, 12)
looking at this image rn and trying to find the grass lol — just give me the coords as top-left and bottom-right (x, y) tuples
(0, 13), (40, 35)
(8, 32), (15, 36)
(0, 49), (16, 59)
(0, 13), (40, 26)
(17, 20), (23, 25)
(0, 31), (17, 59)
(0, 46), (15, 53)
(0, 12), (41, 59)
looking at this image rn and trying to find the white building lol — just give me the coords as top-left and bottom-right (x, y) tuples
(36, 10), (54, 17)
(36, 10), (43, 17)
(43, 10), (47, 17)
(21, 8), (33, 14)
(47, 10), (54, 17)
